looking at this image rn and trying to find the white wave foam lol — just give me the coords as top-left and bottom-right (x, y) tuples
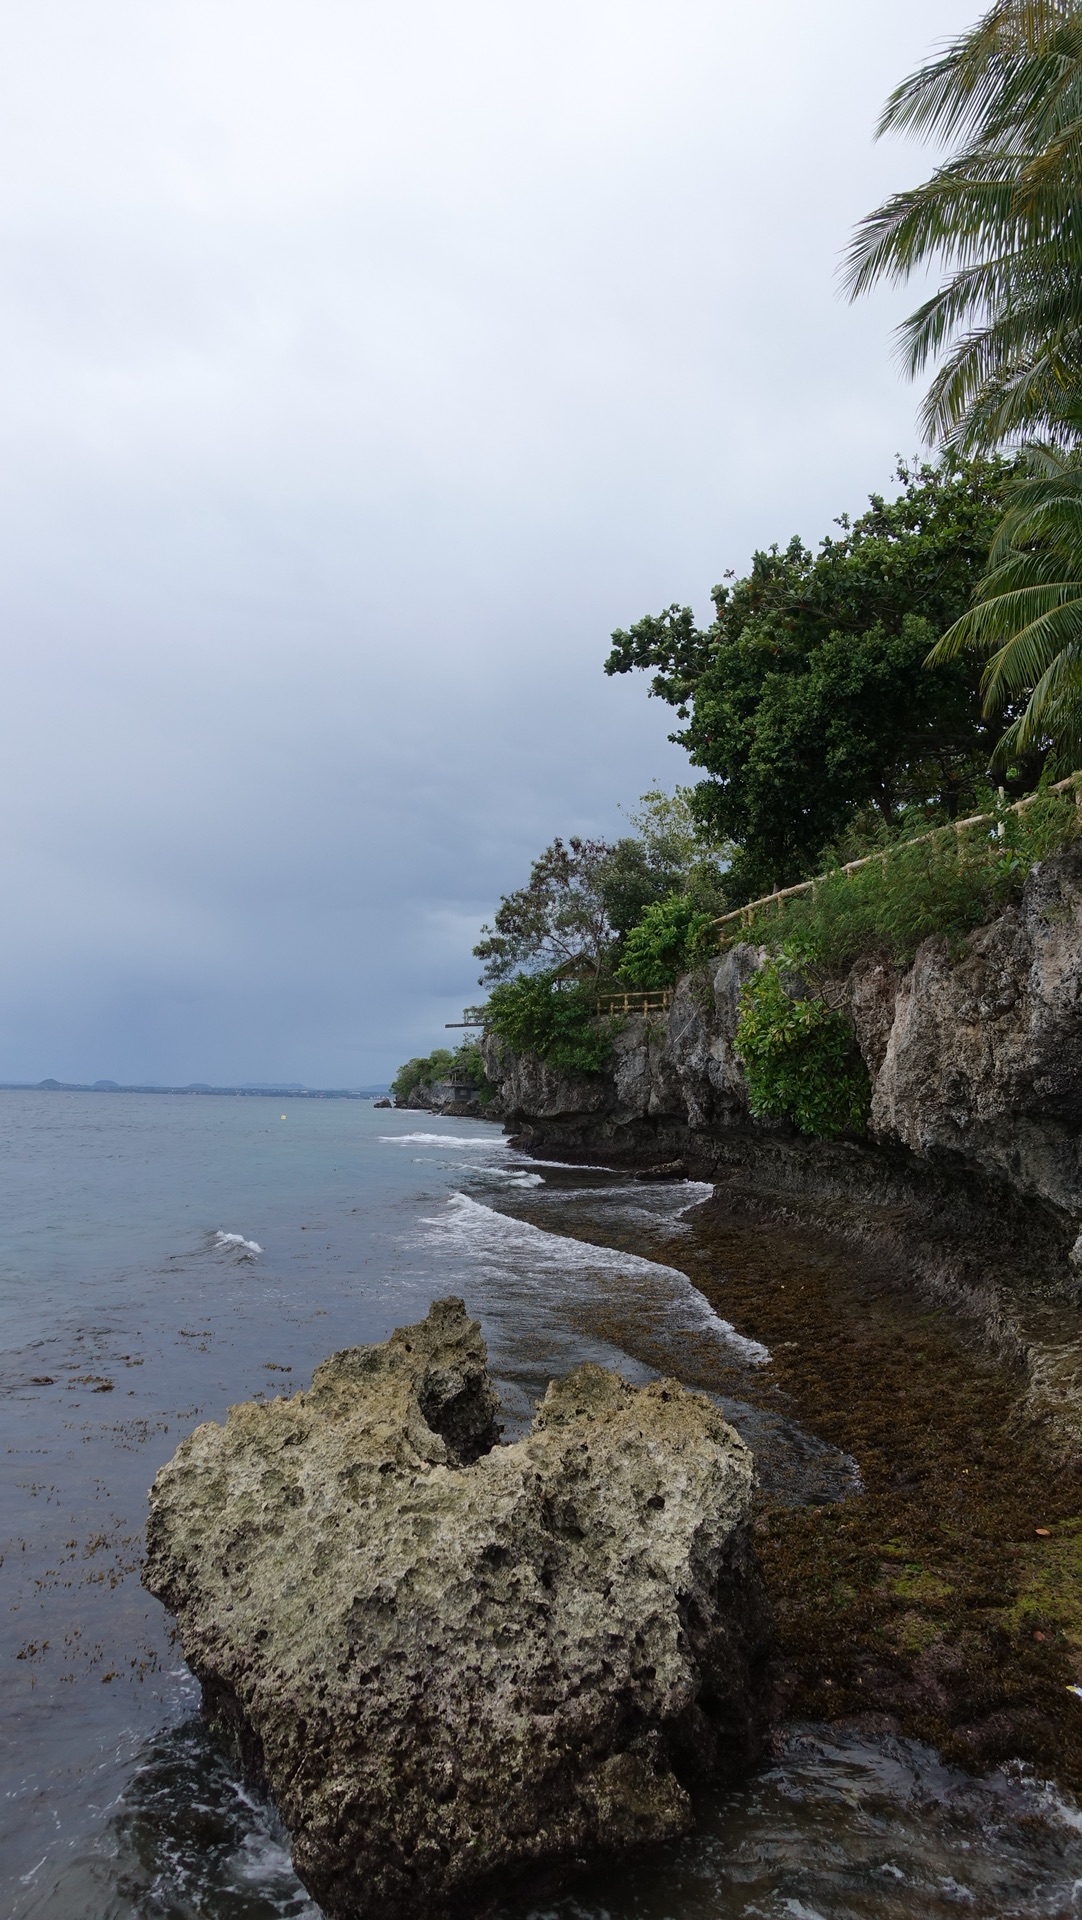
(511, 1157), (615, 1171)
(428, 1192), (769, 1365)
(381, 1132), (510, 1148)
(213, 1230), (263, 1255)
(459, 1163), (544, 1185)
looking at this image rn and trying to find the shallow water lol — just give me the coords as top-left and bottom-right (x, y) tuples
(2, 1092), (1080, 1918)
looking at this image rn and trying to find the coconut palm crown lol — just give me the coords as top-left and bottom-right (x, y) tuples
(846, 0), (1082, 451)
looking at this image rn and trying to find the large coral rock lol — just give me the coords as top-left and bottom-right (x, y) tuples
(143, 1299), (769, 1920)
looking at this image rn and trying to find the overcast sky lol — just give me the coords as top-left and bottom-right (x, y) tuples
(0, 0), (979, 1087)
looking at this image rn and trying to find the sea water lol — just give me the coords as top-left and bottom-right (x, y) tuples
(2, 1091), (1081, 1919)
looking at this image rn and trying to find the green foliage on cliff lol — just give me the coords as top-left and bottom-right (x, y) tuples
(605, 456), (1033, 902)
(392, 1050), (454, 1103)
(448, 1041), (493, 1100)
(617, 895), (716, 988)
(391, 1042), (497, 1105)
(734, 959), (870, 1140)
(483, 973), (615, 1075)
(738, 783), (1082, 972)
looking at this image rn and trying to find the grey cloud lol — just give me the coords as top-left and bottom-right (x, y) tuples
(0, 0), (978, 1083)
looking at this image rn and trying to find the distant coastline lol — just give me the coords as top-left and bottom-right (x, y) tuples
(0, 1079), (388, 1100)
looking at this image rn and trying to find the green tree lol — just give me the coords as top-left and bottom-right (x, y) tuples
(473, 836), (615, 985)
(605, 457), (1024, 900)
(846, 0), (1082, 449)
(474, 795), (728, 985)
(596, 837), (681, 938)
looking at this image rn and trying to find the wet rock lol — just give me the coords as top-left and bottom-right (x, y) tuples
(143, 1299), (769, 1920)
(396, 1079), (489, 1119)
(634, 1159), (688, 1182)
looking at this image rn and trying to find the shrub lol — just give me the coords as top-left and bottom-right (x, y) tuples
(483, 973), (615, 1074)
(734, 958), (870, 1139)
(617, 894), (717, 988)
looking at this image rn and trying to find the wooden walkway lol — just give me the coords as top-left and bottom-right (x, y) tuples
(713, 771), (1082, 938)
(447, 989), (671, 1029)
(445, 774), (1082, 1037)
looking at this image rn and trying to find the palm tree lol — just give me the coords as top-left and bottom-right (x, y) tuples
(927, 432), (1082, 757)
(845, 1), (1082, 451)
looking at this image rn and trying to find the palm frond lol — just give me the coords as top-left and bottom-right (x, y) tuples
(850, 0), (1082, 452)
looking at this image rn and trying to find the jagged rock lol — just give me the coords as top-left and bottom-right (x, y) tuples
(396, 1079), (488, 1119)
(870, 844), (1082, 1209)
(143, 1299), (769, 1920)
(480, 947), (760, 1137)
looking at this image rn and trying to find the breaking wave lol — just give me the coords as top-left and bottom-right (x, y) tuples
(213, 1230), (263, 1255)
(381, 1132), (511, 1148)
(426, 1191), (769, 1366)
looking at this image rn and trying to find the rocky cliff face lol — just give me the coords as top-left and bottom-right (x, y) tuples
(144, 1300), (769, 1920)
(481, 846), (1082, 1451)
(483, 846), (1082, 1219)
(867, 850), (1082, 1213)
(396, 1079), (489, 1119)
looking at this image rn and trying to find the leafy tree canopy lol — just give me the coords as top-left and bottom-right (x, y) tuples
(473, 795), (729, 986)
(473, 836), (616, 985)
(483, 973), (616, 1075)
(391, 1049), (454, 1103)
(605, 456), (1034, 900)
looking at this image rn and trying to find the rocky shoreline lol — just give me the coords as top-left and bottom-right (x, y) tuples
(614, 1194), (1082, 1793)
(141, 848), (1082, 1910)
(478, 844), (1082, 1458)
(431, 843), (1082, 1796)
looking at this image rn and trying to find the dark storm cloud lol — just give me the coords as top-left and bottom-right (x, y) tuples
(0, 0), (978, 1084)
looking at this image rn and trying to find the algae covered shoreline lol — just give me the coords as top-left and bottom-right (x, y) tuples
(517, 1155), (1082, 1798)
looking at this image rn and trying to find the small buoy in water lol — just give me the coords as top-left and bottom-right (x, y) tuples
(281, 1114), (286, 1120)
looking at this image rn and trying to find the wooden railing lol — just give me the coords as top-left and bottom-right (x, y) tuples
(713, 771), (1082, 940)
(448, 988), (672, 1029)
(595, 988), (672, 1017)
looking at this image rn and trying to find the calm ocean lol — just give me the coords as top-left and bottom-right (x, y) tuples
(3, 1090), (1081, 1919)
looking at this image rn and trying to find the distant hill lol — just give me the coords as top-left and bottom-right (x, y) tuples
(0, 1080), (389, 1100)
